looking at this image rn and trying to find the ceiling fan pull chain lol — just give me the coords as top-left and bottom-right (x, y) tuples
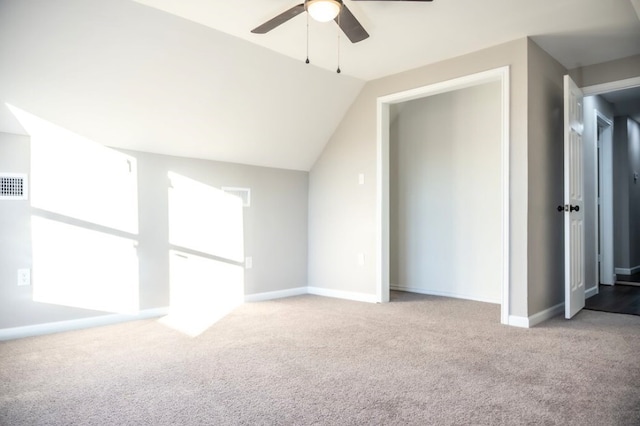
(305, 12), (310, 64)
(336, 11), (341, 73)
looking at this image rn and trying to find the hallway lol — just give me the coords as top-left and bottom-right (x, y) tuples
(585, 284), (640, 316)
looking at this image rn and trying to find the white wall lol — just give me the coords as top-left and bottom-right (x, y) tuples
(389, 82), (502, 303)
(0, 131), (308, 330)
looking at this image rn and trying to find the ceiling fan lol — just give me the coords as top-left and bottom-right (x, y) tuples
(251, 0), (434, 44)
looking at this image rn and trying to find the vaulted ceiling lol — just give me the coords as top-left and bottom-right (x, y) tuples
(1, 0), (639, 170)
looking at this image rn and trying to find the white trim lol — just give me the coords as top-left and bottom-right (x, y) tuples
(581, 77), (640, 96)
(615, 266), (640, 275)
(0, 307), (169, 341)
(529, 302), (565, 327)
(376, 100), (390, 304)
(507, 302), (565, 328)
(308, 286), (379, 303)
(595, 110), (615, 286)
(507, 315), (530, 328)
(500, 67), (511, 325)
(390, 285), (500, 305)
(244, 287), (307, 302)
(376, 66), (511, 324)
(585, 286), (599, 299)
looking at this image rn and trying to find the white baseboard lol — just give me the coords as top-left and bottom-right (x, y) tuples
(307, 287), (378, 303)
(0, 307), (169, 341)
(1, 285), (380, 340)
(390, 285), (500, 304)
(615, 265), (640, 275)
(528, 302), (564, 327)
(507, 315), (530, 328)
(585, 286), (599, 299)
(508, 302), (564, 328)
(244, 287), (307, 303)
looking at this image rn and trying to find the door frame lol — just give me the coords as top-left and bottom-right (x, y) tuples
(595, 110), (614, 288)
(375, 66), (510, 324)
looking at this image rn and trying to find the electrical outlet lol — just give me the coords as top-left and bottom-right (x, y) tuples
(245, 257), (253, 269)
(357, 253), (365, 266)
(17, 269), (30, 286)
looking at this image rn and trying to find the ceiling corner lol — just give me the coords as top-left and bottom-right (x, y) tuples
(631, 0), (640, 21)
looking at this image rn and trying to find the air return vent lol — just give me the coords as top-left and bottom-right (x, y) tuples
(222, 187), (251, 207)
(0, 173), (28, 200)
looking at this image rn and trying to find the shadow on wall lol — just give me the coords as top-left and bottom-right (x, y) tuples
(7, 105), (245, 337)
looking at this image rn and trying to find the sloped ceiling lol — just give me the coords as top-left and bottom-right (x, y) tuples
(134, 0), (640, 79)
(1, 0), (639, 170)
(0, 0), (364, 171)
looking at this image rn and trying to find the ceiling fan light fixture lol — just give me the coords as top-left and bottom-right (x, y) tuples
(306, 0), (342, 23)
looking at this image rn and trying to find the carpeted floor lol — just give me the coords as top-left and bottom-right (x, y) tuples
(1, 292), (639, 425)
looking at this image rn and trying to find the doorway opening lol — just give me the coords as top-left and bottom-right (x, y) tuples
(582, 76), (640, 315)
(375, 67), (510, 324)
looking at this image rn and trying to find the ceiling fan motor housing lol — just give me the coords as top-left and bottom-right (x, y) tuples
(305, 0), (343, 23)
(251, 0), (433, 43)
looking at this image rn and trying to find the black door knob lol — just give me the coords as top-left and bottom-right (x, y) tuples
(558, 205), (580, 212)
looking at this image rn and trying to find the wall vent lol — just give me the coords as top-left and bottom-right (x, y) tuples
(0, 173), (28, 200)
(222, 187), (251, 207)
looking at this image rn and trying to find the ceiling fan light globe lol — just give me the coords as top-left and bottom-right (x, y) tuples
(307, 0), (341, 22)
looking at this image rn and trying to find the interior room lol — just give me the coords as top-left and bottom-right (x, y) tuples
(389, 82), (503, 305)
(1, 0), (640, 424)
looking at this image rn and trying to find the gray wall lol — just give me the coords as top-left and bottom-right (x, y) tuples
(569, 54), (640, 88)
(309, 38), (530, 317)
(0, 132), (308, 329)
(389, 82), (502, 303)
(613, 117), (640, 271)
(525, 40), (567, 314)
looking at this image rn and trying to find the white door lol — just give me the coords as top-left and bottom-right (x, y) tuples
(564, 75), (585, 319)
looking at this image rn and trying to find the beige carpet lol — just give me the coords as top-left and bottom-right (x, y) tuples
(1, 291), (639, 425)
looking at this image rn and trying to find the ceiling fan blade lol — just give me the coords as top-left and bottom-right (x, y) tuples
(251, 4), (305, 34)
(335, 4), (370, 43)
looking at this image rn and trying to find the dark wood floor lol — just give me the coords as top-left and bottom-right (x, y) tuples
(616, 272), (640, 284)
(585, 284), (640, 316)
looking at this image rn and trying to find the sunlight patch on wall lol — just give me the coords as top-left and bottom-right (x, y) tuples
(162, 172), (246, 337)
(31, 216), (139, 314)
(8, 104), (138, 234)
(168, 172), (243, 261)
(159, 250), (244, 337)
(7, 104), (141, 313)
